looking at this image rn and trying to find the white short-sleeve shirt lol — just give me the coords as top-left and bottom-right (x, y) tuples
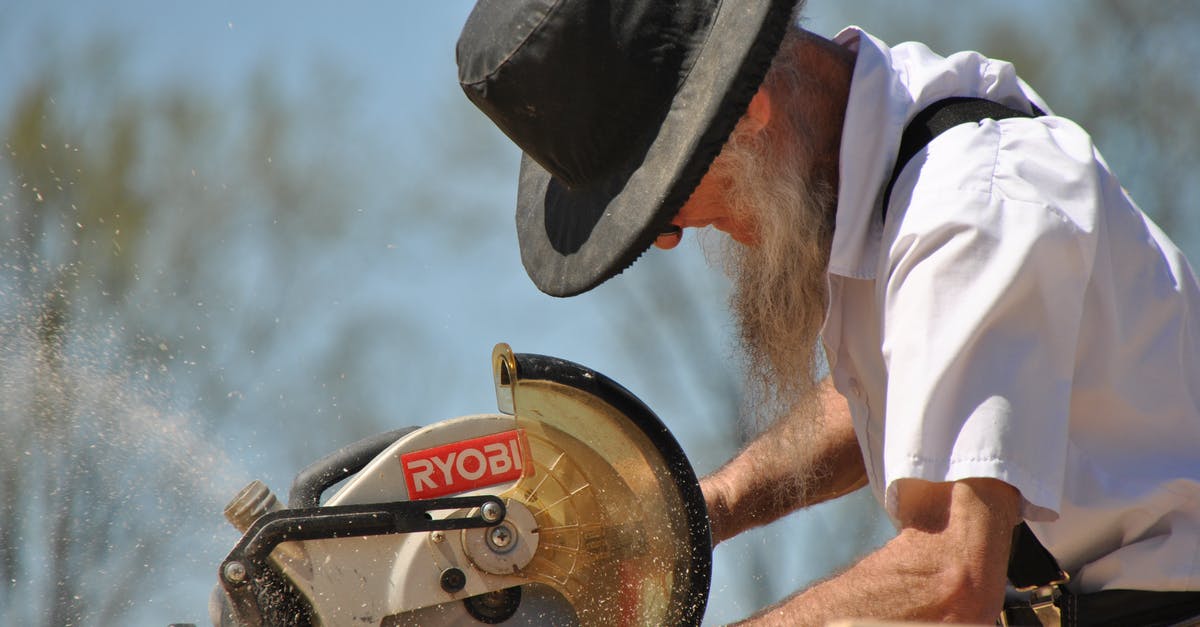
(824, 27), (1200, 592)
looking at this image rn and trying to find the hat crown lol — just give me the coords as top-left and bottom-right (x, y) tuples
(457, 0), (716, 188)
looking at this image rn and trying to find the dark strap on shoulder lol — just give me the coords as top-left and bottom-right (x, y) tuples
(881, 96), (1043, 219)
(1008, 521), (1067, 590)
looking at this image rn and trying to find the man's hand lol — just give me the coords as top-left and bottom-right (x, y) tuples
(700, 474), (736, 547)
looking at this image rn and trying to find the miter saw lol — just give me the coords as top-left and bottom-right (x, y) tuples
(209, 343), (712, 626)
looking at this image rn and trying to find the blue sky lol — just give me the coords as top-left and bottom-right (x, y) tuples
(1, 3), (477, 149)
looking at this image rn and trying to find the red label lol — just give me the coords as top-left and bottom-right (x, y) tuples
(401, 429), (528, 499)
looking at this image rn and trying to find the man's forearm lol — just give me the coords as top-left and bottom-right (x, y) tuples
(731, 479), (1021, 627)
(734, 529), (997, 626)
(702, 378), (867, 543)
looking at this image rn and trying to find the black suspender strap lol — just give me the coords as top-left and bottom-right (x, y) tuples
(1002, 525), (1071, 626)
(1008, 522), (1068, 591)
(881, 96), (1043, 219)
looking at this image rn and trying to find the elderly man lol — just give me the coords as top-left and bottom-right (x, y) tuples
(457, 0), (1200, 624)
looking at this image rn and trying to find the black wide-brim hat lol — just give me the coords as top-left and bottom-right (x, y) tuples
(458, 0), (796, 297)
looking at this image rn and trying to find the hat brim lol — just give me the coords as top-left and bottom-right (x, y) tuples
(515, 0), (795, 297)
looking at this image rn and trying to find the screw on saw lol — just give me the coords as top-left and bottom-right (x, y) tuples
(222, 561), (247, 585)
(486, 523), (515, 553)
(440, 567), (467, 593)
(480, 500), (503, 523)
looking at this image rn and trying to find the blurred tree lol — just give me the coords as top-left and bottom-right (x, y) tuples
(0, 41), (414, 625)
(1055, 0), (1200, 247)
(1, 47), (159, 624)
(815, 0), (1200, 254)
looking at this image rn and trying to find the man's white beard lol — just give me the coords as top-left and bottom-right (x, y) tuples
(710, 111), (836, 429)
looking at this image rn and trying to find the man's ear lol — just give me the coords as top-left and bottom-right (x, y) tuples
(744, 88), (771, 134)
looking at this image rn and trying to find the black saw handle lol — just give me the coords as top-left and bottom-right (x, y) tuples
(217, 495), (504, 627)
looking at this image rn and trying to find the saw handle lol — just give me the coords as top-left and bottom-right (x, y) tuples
(217, 495), (505, 627)
(287, 427), (418, 508)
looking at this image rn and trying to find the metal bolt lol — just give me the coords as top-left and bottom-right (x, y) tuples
(440, 567), (467, 593)
(480, 500), (503, 523)
(223, 561), (247, 584)
(487, 525), (514, 551)
(430, 530), (445, 543)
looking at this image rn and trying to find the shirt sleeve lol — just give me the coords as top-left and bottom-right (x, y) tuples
(878, 117), (1101, 521)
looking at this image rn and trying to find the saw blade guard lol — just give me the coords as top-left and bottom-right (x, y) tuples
(487, 343), (712, 626)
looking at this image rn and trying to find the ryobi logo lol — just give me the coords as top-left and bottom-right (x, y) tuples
(400, 429), (528, 499)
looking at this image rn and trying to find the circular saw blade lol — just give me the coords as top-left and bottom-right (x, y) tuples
(491, 344), (711, 626)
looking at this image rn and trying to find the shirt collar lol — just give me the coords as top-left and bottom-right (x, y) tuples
(828, 27), (908, 280)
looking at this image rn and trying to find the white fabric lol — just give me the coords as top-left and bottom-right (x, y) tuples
(823, 26), (1200, 592)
